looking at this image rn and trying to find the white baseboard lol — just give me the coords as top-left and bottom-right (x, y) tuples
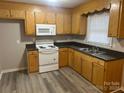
(2, 67), (27, 73)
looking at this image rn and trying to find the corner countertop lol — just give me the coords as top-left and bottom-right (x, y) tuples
(26, 44), (38, 51)
(54, 42), (124, 61)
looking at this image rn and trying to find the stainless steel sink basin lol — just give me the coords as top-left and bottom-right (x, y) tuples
(79, 47), (105, 55)
(79, 48), (89, 51)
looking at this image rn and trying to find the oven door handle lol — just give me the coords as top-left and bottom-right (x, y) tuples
(39, 51), (58, 54)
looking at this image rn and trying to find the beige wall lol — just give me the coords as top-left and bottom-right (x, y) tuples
(0, 20), (33, 71)
(0, 49), (2, 74)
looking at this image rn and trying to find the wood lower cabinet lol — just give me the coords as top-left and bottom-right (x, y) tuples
(59, 48), (68, 68)
(73, 51), (82, 74)
(68, 48), (74, 68)
(58, 48), (124, 92)
(92, 62), (104, 90)
(27, 51), (39, 73)
(81, 54), (93, 81)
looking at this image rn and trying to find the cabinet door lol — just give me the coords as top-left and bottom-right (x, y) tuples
(0, 9), (10, 18)
(72, 13), (87, 35)
(10, 10), (25, 19)
(25, 11), (35, 35)
(72, 13), (80, 34)
(56, 13), (64, 34)
(27, 51), (39, 73)
(59, 48), (68, 67)
(63, 13), (72, 34)
(92, 62), (104, 90)
(82, 58), (92, 81)
(108, 0), (121, 37)
(68, 48), (74, 68)
(118, 0), (124, 38)
(74, 51), (82, 74)
(35, 11), (46, 24)
(46, 12), (56, 24)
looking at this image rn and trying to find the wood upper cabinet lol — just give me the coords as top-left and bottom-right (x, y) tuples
(92, 62), (104, 90)
(0, 9), (10, 18)
(72, 13), (87, 35)
(27, 51), (39, 73)
(10, 10), (25, 19)
(59, 48), (68, 68)
(35, 11), (56, 24)
(74, 51), (82, 74)
(109, 0), (124, 38)
(63, 13), (72, 34)
(46, 12), (56, 24)
(0, 9), (25, 19)
(81, 54), (93, 81)
(25, 11), (35, 36)
(68, 48), (74, 68)
(56, 13), (64, 34)
(35, 11), (46, 24)
(72, 13), (80, 34)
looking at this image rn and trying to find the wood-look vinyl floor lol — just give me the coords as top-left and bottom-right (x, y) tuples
(0, 67), (102, 93)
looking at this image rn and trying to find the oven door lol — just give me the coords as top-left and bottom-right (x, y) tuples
(39, 50), (58, 66)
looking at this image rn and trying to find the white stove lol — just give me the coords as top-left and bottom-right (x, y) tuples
(36, 40), (59, 73)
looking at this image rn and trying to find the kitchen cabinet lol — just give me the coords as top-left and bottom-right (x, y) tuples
(68, 48), (74, 68)
(35, 11), (46, 24)
(109, 0), (124, 38)
(27, 51), (39, 73)
(25, 11), (35, 36)
(63, 13), (72, 34)
(73, 51), (82, 74)
(81, 54), (93, 81)
(0, 9), (10, 18)
(72, 13), (87, 35)
(59, 48), (68, 67)
(66, 48), (124, 93)
(0, 9), (25, 19)
(35, 11), (56, 24)
(10, 10), (25, 19)
(46, 12), (56, 24)
(92, 62), (104, 90)
(56, 13), (64, 34)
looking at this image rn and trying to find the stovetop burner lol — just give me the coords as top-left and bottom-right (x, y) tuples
(48, 45), (55, 48)
(40, 46), (46, 48)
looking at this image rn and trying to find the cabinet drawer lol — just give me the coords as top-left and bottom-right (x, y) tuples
(28, 51), (38, 55)
(59, 48), (68, 52)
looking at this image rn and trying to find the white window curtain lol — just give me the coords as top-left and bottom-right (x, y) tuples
(86, 11), (112, 46)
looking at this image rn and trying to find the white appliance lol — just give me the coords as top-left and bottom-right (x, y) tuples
(36, 24), (56, 36)
(36, 40), (59, 73)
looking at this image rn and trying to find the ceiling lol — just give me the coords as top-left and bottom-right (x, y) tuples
(5, 0), (89, 8)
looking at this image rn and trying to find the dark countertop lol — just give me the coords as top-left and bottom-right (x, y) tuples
(26, 44), (38, 51)
(25, 42), (124, 61)
(54, 42), (124, 61)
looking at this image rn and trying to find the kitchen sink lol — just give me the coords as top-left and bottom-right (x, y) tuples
(79, 47), (105, 55)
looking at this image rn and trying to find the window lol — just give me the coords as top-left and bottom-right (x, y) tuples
(86, 11), (112, 46)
